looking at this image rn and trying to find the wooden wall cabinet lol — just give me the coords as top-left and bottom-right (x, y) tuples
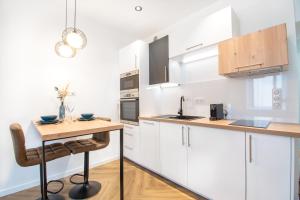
(219, 24), (288, 76)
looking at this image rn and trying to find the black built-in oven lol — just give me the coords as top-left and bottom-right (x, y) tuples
(120, 98), (139, 125)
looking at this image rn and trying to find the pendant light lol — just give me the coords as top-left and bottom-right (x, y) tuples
(55, 0), (76, 58)
(55, 41), (76, 58)
(62, 0), (87, 49)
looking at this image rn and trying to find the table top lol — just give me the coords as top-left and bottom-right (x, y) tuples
(33, 118), (124, 141)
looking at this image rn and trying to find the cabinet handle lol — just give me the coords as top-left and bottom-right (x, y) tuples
(164, 66), (167, 82)
(186, 43), (204, 51)
(125, 125), (134, 129)
(236, 63), (264, 72)
(124, 145), (133, 151)
(143, 121), (154, 125)
(249, 135), (253, 163)
(187, 127), (191, 147)
(182, 126), (185, 146)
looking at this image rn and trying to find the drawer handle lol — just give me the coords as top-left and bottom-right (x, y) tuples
(186, 43), (203, 51)
(143, 121), (154, 125)
(125, 132), (133, 137)
(125, 125), (134, 129)
(124, 146), (133, 150)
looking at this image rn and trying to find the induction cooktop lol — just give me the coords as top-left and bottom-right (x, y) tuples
(230, 119), (270, 128)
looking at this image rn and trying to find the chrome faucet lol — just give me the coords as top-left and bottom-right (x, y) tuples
(178, 96), (185, 117)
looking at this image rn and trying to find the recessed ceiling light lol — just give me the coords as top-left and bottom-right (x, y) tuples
(135, 6), (143, 12)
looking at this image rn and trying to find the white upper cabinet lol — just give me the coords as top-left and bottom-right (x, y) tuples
(246, 132), (291, 200)
(187, 126), (245, 200)
(119, 40), (148, 74)
(169, 6), (239, 58)
(160, 122), (188, 186)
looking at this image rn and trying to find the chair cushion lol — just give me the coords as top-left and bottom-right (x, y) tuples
(64, 139), (97, 154)
(24, 143), (71, 167)
(65, 138), (108, 154)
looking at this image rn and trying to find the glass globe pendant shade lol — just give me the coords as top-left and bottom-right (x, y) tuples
(62, 27), (87, 49)
(55, 41), (76, 58)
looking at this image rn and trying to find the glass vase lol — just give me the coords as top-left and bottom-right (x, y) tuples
(59, 101), (66, 121)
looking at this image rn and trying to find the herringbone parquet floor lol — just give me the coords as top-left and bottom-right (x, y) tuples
(2, 160), (205, 200)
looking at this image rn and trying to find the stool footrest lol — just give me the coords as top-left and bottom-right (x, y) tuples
(47, 180), (64, 194)
(70, 173), (85, 185)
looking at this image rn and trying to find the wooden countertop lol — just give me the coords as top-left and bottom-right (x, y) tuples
(139, 116), (300, 138)
(33, 118), (124, 141)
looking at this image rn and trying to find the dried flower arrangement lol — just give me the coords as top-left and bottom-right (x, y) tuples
(54, 84), (74, 102)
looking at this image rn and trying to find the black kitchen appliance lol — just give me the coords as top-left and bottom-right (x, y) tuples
(210, 104), (224, 121)
(120, 98), (139, 125)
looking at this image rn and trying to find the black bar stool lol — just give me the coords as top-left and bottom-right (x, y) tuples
(10, 123), (71, 200)
(64, 117), (111, 199)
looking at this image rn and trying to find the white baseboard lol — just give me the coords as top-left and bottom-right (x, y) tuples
(0, 156), (119, 197)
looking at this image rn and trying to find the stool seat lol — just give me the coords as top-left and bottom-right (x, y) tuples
(64, 139), (108, 154)
(25, 143), (71, 167)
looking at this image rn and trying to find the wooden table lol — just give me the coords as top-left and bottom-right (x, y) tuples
(33, 119), (124, 200)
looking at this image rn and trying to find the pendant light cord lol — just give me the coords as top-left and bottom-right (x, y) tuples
(65, 0), (68, 30)
(74, 0), (77, 30)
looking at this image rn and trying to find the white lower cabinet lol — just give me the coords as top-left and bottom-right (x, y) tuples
(138, 121), (294, 200)
(246, 132), (291, 200)
(139, 120), (160, 173)
(160, 122), (188, 186)
(187, 126), (245, 200)
(124, 124), (140, 163)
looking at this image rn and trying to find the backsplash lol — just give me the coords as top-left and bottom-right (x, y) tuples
(140, 58), (299, 123)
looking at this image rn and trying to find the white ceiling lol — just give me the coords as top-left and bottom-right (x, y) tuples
(79, 0), (217, 39)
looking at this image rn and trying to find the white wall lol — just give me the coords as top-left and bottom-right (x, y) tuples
(0, 0), (133, 196)
(140, 0), (300, 123)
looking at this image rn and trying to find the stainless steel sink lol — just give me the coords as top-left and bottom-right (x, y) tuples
(158, 115), (204, 121)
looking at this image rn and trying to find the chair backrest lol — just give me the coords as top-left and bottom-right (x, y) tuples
(92, 117), (111, 145)
(10, 123), (27, 167)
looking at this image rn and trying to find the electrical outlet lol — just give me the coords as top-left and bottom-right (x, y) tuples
(272, 88), (282, 109)
(194, 97), (204, 104)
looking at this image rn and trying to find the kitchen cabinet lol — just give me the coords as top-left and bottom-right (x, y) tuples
(139, 120), (160, 173)
(160, 122), (187, 186)
(169, 6), (239, 58)
(119, 40), (148, 74)
(149, 35), (169, 85)
(246, 132), (291, 200)
(124, 124), (140, 164)
(219, 23), (288, 76)
(187, 126), (245, 200)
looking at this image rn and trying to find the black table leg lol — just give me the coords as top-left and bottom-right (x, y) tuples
(40, 141), (65, 200)
(42, 141), (48, 200)
(120, 128), (124, 200)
